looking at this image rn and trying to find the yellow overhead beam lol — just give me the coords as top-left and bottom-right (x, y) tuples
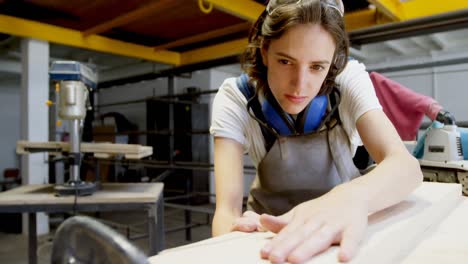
(345, 9), (378, 31)
(370, 0), (468, 21)
(204, 0), (264, 22)
(82, 0), (173, 37)
(180, 38), (248, 65)
(344, 8), (394, 31)
(401, 0), (468, 20)
(0, 15), (180, 65)
(368, 0), (403, 21)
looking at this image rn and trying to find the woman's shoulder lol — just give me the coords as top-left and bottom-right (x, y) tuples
(212, 75), (252, 125)
(335, 59), (368, 87)
(215, 76), (249, 105)
(217, 76), (238, 94)
(211, 75), (259, 153)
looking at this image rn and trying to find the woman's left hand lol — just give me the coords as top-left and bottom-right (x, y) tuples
(259, 185), (369, 264)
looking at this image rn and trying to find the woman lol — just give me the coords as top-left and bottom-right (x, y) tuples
(210, 0), (422, 263)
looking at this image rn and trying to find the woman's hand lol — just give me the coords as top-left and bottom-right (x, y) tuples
(231, 210), (266, 232)
(259, 185), (369, 263)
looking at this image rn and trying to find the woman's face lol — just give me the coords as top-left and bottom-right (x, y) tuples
(261, 23), (336, 115)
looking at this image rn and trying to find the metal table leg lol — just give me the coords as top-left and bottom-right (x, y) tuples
(185, 176), (192, 241)
(148, 192), (165, 255)
(28, 213), (37, 264)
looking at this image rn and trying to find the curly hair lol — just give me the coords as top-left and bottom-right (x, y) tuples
(241, 0), (349, 96)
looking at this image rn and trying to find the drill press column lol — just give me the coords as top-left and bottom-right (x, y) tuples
(50, 61), (97, 196)
(59, 80), (87, 186)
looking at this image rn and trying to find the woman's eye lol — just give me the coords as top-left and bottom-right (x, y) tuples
(278, 59), (290, 65)
(311, 64), (325, 71)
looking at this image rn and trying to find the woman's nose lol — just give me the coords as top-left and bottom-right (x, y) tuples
(291, 67), (308, 92)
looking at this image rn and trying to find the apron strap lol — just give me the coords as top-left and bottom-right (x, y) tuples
(328, 126), (361, 182)
(236, 75), (278, 151)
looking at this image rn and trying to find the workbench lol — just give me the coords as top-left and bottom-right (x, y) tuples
(0, 183), (164, 264)
(149, 182), (467, 263)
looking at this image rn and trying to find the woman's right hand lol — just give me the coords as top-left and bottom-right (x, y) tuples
(231, 210), (266, 232)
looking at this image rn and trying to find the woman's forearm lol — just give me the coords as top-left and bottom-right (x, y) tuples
(212, 208), (241, 236)
(213, 137), (245, 236)
(351, 109), (424, 214)
(344, 151), (423, 214)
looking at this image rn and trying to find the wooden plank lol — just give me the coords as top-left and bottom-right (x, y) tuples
(401, 198), (468, 263)
(0, 183), (164, 205)
(148, 182), (462, 264)
(354, 182), (461, 264)
(94, 153), (112, 159)
(16, 141), (152, 159)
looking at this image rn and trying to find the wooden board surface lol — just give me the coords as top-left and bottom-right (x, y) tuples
(0, 183), (163, 205)
(149, 182), (462, 264)
(16, 141), (153, 159)
(401, 198), (468, 263)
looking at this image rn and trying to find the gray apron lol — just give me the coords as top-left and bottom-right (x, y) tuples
(247, 124), (361, 215)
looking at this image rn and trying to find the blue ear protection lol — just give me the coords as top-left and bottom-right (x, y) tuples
(237, 74), (328, 136)
(262, 90), (327, 135)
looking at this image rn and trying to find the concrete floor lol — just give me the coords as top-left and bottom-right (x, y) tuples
(0, 206), (213, 264)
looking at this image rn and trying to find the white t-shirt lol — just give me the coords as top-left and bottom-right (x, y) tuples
(210, 60), (382, 168)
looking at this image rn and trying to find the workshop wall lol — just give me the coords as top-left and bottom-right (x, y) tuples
(97, 77), (169, 145)
(96, 69), (215, 144)
(97, 68), (230, 144)
(0, 78), (20, 180)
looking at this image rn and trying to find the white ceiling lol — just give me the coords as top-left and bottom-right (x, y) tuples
(359, 28), (468, 65)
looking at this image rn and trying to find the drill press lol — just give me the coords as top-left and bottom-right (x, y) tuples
(49, 61), (97, 196)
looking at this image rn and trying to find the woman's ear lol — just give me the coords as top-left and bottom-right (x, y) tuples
(260, 47), (268, 67)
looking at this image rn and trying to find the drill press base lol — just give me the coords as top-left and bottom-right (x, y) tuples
(54, 181), (97, 196)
